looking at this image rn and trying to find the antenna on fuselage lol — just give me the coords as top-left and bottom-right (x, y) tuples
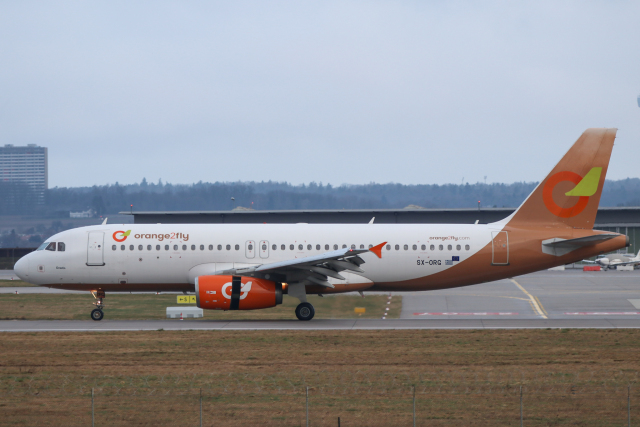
(102, 218), (108, 225)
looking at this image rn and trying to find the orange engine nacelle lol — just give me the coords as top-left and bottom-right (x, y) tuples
(196, 275), (283, 311)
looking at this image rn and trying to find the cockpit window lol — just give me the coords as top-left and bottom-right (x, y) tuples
(45, 242), (56, 251)
(37, 242), (49, 251)
(58, 242), (65, 252)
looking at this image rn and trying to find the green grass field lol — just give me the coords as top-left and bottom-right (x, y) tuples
(0, 292), (401, 320)
(0, 279), (34, 287)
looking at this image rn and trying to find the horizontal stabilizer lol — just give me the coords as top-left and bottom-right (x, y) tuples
(542, 234), (618, 256)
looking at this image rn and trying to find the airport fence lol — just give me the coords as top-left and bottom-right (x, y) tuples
(1, 371), (639, 426)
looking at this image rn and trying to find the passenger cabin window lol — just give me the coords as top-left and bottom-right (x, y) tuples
(316, 244), (321, 250)
(421, 244), (426, 250)
(138, 245), (143, 250)
(395, 244), (399, 250)
(200, 245), (204, 250)
(404, 244), (408, 250)
(342, 244), (347, 249)
(248, 244), (253, 250)
(226, 245), (231, 251)
(281, 244), (285, 250)
(298, 244), (303, 250)
(386, 244), (391, 250)
(465, 244), (470, 250)
(192, 245), (196, 250)
(430, 245), (435, 251)
(182, 245), (187, 251)
(351, 244), (356, 249)
(165, 245), (169, 251)
(307, 244), (311, 250)
(290, 244), (294, 250)
(147, 245), (152, 250)
(209, 245), (213, 250)
(121, 245), (126, 251)
(334, 244), (338, 250)
(439, 245), (443, 251)
(272, 244), (277, 250)
(447, 245), (452, 250)
(412, 245), (417, 250)
(218, 245), (223, 250)
(325, 244), (329, 250)
(234, 244), (239, 250)
(262, 243), (267, 250)
(156, 245), (160, 250)
(368, 244), (373, 249)
(174, 245), (178, 251)
(129, 245), (134, 251)
(456, 244), (461, 251)
(112, 245), (117, 251)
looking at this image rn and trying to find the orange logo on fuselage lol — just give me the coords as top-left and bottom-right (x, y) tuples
(113, 230), (131, 242)
(542, 171), (589, 218)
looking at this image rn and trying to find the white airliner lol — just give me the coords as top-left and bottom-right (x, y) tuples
(14, 129), (628, 320)
(583, 250), (640, 270)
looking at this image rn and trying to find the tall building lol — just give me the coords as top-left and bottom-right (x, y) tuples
(0, 144), (48, 204)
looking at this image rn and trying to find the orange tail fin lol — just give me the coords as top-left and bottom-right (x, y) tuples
(506, 128), (616, 229)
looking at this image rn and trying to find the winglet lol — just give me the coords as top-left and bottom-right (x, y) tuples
(369, 242), (386, 259)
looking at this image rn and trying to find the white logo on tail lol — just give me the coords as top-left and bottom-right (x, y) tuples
(221, 281), (252, 300)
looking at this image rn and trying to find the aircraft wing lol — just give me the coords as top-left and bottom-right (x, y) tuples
(610, 260), (640, 266)
(581, 259), (598, 264)
(214, 242), (387, 288)
(542, 234), (619, 256)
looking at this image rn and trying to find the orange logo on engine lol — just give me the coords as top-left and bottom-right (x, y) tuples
(542, 171), (589, 218)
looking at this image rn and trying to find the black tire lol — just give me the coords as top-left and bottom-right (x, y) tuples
(91, 309), (104, 321)
(295, 302), (315, 321)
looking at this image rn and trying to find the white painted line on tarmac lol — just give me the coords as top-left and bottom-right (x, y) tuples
(565, 312), (640, 315)
(413, 312), (518, 316)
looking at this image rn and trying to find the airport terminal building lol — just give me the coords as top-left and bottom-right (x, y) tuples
(124, 207), (640, 254)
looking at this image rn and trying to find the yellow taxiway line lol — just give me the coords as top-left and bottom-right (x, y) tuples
(511, 278), (548, 319)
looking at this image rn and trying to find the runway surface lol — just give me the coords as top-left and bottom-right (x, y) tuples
(1, 269), (640, 331)
(0, 318), (638, 331)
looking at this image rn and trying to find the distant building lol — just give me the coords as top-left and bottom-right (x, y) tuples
(70, 209), (94, 218)
(0, 144), (48, 204)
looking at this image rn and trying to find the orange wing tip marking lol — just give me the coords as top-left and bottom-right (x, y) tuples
(370, 242), (387, 259)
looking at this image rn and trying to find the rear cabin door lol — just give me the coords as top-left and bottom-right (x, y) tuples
(491, 231), (509, 265)
(245, 240), (256, 259)
(259, 240), (269, 259)
(87, 232), (105, 266)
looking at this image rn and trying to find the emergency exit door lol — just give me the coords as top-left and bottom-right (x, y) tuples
(259, 240), (269, 259)
(87, 232), (105, 266)
(491, 231), (509, 265)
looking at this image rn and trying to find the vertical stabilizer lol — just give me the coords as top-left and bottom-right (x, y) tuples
(507, 128), (616, 229)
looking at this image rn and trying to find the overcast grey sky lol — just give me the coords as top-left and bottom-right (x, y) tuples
(1, 1), (639, 188)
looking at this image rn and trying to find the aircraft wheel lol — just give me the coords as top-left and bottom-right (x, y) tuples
(91, 309), (104, 321)
(295, 302), (315, 321)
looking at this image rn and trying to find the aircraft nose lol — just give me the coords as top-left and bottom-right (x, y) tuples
(14, 256), (29, 281)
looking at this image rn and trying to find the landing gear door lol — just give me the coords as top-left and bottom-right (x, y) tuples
(259, 240), (269, 259)
(87, 232), (105, 266)
(491, 231), (509, 266)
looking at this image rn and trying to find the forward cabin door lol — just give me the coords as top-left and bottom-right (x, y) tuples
(87, 232), (105, 266)
(245, 240), (256, 259)
(491, 231), (509, 265)
(259, 240), (269, 259)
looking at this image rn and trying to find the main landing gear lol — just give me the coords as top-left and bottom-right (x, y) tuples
(295, 302), (315, 321)
(90, 290), (105, 321)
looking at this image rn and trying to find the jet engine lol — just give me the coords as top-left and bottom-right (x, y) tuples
(196, 275), (283, 310)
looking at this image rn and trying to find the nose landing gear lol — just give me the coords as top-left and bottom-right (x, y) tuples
(90, 290), (105, 321)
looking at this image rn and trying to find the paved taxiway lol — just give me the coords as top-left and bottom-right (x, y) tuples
(1, 269), (639, 331)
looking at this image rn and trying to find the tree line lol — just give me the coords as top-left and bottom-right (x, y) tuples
(1, 177), (638, 216)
